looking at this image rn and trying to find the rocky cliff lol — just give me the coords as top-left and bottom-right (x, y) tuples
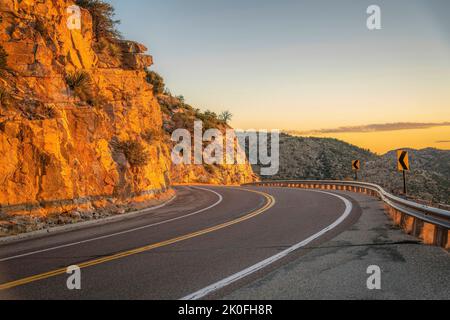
(158, 94), (257, 185)
(0, 0), (255, 230)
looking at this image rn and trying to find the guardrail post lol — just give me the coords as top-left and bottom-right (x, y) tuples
(435, 227), (449, 249)
(422, 222), (437, 246)
(401, 214), (415, 234)
(412, 219), (424, 239)
(386, 205), (398, 223)
(393, 209), (402, 225)
(446, 230), (450, 250)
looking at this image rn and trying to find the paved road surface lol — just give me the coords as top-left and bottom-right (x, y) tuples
(224, 191), (450, 300)
(0, 186), (448, 300)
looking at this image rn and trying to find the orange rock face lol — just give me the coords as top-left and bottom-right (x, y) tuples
(0, 0), (256, 220)
(0, 0), (171, 217)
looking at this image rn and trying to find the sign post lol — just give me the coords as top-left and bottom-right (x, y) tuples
(352, 160), (361, 181)
(397, 150), (410, 196)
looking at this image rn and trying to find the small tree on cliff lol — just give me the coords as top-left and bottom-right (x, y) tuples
(75, 0), (121, 40)
(145, 70), (165, 95)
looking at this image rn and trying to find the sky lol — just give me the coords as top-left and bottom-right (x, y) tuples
(107, 0), (450, 154)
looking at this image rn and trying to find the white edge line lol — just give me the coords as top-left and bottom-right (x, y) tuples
(181, 190), (353, 300)
(0, 186), (223, 263)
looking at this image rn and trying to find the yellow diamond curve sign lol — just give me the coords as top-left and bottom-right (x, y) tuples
(397, 150), (410, 171)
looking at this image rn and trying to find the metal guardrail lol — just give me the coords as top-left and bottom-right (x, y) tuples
(243, 180), (450, 231)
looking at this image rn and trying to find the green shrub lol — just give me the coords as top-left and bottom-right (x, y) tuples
(117, 140), (150, 167)
(160, 103), (170, 115)
(75, 0), (121, 40)
(176, 95), (185, 103)
(145, 70), (165, 95)
(0, 45), (8, 69)
(194, 109), (221, 130)
(203, 110), (218, 119)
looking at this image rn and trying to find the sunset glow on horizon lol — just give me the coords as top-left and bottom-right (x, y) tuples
(109, 0), (450, 153)
(291, 125), (450, 154)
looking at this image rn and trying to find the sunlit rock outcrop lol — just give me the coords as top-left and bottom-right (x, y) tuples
(0, 0), (171, 220)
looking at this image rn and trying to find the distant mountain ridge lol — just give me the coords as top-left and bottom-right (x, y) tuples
(253, 134), (450, 205)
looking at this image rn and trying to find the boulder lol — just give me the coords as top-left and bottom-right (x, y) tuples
(122, 53), (153, 70)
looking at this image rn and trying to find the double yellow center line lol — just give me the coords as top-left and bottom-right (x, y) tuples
(0, 188), (275, 291)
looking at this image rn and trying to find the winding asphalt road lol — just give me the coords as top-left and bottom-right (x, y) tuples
(0, 186), (447, 300)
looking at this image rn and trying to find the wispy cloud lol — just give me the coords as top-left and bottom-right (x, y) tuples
(287, 122), (450, 135)
(436, 140), (450, 143)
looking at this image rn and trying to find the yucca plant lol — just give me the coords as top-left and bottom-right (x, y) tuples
(65, 70), (90, 90)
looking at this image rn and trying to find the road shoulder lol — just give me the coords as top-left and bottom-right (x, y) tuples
(224, 191), (450, 300)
